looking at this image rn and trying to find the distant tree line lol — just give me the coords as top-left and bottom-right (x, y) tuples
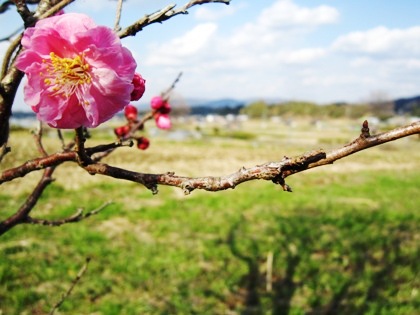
(239, 99), (414, 120)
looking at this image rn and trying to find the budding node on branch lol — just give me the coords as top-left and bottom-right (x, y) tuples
(361, 120), (370, 138)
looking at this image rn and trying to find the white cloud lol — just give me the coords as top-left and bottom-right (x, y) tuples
(281, 48), (327, 64)
(194, 4), (240, 21)
(144, 23), (218, 66)
(139, 1), (420, 103)
(225, 0), (339, 54)
(258, 0), (339, 29)
(332, 26), (420, 56)
(71, 0), (116, 12)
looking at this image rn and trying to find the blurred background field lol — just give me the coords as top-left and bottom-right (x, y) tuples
(1, 117), (419, 314)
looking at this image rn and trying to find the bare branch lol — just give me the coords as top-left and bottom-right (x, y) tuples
(49, 257), (91, 315)
(82, 121), (420, 195)
(32, 122), (48, 156)
(14, 0), (35, 27)
(183, 0), (230, 10)
(25, 201), (112, 226)
(0, 151), (76, 184)
(0, 1), (14, 14)
(0, 62), (25, 161)
(1, 121), (419, 196)
(161, 71), (183, 100)
(74, 127), (92, 166)
(305, 120), (420, 171)
(0, 167), (55, 235)
(118, 0), (230, 38)
(113, 0), (124, 32)
(34, 0), (74, 19)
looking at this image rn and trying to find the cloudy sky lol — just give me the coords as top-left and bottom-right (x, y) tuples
(2, 0), (420, 110)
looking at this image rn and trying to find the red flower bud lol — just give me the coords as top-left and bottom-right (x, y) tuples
(124, 104), (138, 121)
(131, 73), (146, 101)
(136, 137), (150, 150)
(114, 125), (130, 138)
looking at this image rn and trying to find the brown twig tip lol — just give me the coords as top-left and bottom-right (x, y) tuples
(272, 174), (293, 192)
(25, 201), (112, 226)
(49, 257), (92, 315)
(361, 120), (370, 138)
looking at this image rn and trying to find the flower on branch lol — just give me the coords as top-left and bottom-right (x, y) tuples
(15, 13), (142, 129)
(150, 96), (171, 129)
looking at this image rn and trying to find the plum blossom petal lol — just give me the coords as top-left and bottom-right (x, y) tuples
(15, 13), (141, 129)
(155, 114), (172, 129)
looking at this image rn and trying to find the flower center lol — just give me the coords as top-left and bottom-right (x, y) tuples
(42, 52), (91, 103)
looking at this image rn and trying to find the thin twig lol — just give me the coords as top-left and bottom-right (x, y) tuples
(0, 33), (22, 80)
(118, 0), (230, 38)
(32, 121), (48, 157)
(49, 257), (92, 315)
(113, 0), (124, 32)
(266, 251), (273, 292)
(0, 167), (55, 235)
(35, 0), (74, 19)
(26, 201), (112, 226)
(161, 71), (183, 100)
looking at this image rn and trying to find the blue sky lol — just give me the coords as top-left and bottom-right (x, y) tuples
(2, 0), (420, 110)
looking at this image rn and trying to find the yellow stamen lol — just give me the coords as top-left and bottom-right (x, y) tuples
(41, 52), (92, 103)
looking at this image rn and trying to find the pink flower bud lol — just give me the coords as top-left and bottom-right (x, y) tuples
(131, 73), (146, 101)
(155, 114), (171, 130)
(151, 96), (165, 110)
(136, 137), (150, 150)
(124, 105), (138, 121)
(114, 125), (130, 138)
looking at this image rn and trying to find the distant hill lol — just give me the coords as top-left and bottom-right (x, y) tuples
(394, 95), (420, 115)
(188, 98), (246, 115)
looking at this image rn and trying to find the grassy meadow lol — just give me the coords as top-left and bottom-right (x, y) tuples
(1, 118), (419, 314)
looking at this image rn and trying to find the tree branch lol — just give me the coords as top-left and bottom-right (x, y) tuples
(25, 201), (112, 226)
(118, 0), (230, 39)
(14, 0), (35, 27)
(0, 151), (76, 184)
(113, 0), (124, 31)
(1, 121), (419, 194)
(0, 167), (55, 235)
(305, 120), (420, 170)
(82, 121), (420, 195)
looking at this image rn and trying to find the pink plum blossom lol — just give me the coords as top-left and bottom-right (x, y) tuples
(150, 95), (171, 129)
(155, 114), (171, 129)
(15, 13), (139, 129)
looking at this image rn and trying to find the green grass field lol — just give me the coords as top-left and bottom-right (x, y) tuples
(1, 118), (419, 314)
